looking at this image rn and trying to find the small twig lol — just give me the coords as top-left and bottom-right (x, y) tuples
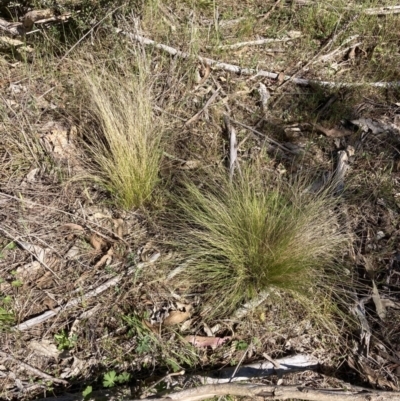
(185, 88), (221, 126)
(0, 192), (130, 248)
(270, 12), (361, 107)
(0, 351), (68, 385)
(0, 225), (62, 282)
(229, 346), (249, 382)
(57, 6), (123, 66)
(229, 119), (295, 154)
(224, 115), (238, 181)
(140, 370), (185, 399)
(258, 0), (283, 23)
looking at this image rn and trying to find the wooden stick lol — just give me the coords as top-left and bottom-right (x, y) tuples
(118, 30), (400, 88)
(216, 34), (301, 50)
(32, 382), (400, 401)
(224, 115), (238, 181)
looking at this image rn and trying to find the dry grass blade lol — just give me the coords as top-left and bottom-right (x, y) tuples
(81, 59), (163, 209)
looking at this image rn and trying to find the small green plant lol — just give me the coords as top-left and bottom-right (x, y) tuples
(81, 57), (163, 210)
(123, 314), (155, 354)
(0, 306), (15, 327)
(11, 280), (23, 288)
(54, 330), (78, 350)
(136, 335), (153, 355)
(5, 242), (16, 250)
(234, 340), (248, 351)
(170, 165), (347, 320)
(103, 370), (131, 388)
(82, 385), (92, 398)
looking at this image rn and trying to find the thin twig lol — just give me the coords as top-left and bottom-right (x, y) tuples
(229, 119), (295, 154)
(0, 226), (62, 282)
(57, 6), (123, 66)
(270, 12), (361, 107)
(185, 87), (221, 126)
(118, 30), (400, 88)
(13, 253), (160, 331)
(216, 34), (300, 50)
(0, 351), (68, 385)
(228, 346), (249, 382)
(0, 191), (130, 248)
(223, 115), (238, 181)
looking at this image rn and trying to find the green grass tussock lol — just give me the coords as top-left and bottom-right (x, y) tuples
(82, 61), (163, 210)
(172, 167), (347, 319)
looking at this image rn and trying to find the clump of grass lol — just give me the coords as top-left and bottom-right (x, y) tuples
(171, 166), (347, 320)
(82, 61), (162, 210)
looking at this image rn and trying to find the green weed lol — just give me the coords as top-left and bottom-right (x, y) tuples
(54, 330), (78, 350)
(103, 370), (131, 388)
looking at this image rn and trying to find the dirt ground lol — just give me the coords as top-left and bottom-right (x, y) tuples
(1, 1), (400, 400)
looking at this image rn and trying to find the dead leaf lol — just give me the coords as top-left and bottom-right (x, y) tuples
(164, 310), (191, 326)
(313, 123), (353, 138)
(94, 248), (113, 268)
(22, 9), (53, 29)
(61, 223), (85, 232)
(24, 168), (39, 183)
(65, 243), (81, 260)
(372, 280), (386, 320)
(277, 72), (285, 83)
(178, 160), (201, 170)
(60, 356), (86, 379)
(143, 319), (159, 334)
(348, 45), (357, 61)
(184, 335), (231, 349)
(89, 234), (105, 252)
(381, 299), (400, 309)
(28, 340), (60, 359)
(113, 218), (125, 237)
(19, 241), (48, 264)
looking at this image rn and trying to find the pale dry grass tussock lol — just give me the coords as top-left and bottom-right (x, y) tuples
(80, 57), (163, 210)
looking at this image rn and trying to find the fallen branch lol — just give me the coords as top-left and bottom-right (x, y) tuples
(194, 354), (319, 384)
(362, 5), (400, 15)
(118, 30), (400, 88)
(139, 382), (400, 401)
(33, 382), (400, 401)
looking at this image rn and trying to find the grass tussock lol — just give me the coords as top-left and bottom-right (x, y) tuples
(172, 167), (347, 319)
(83, 61), (163, 210)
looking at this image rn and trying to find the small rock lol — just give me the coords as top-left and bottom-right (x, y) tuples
(376, 231), (385, 241)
